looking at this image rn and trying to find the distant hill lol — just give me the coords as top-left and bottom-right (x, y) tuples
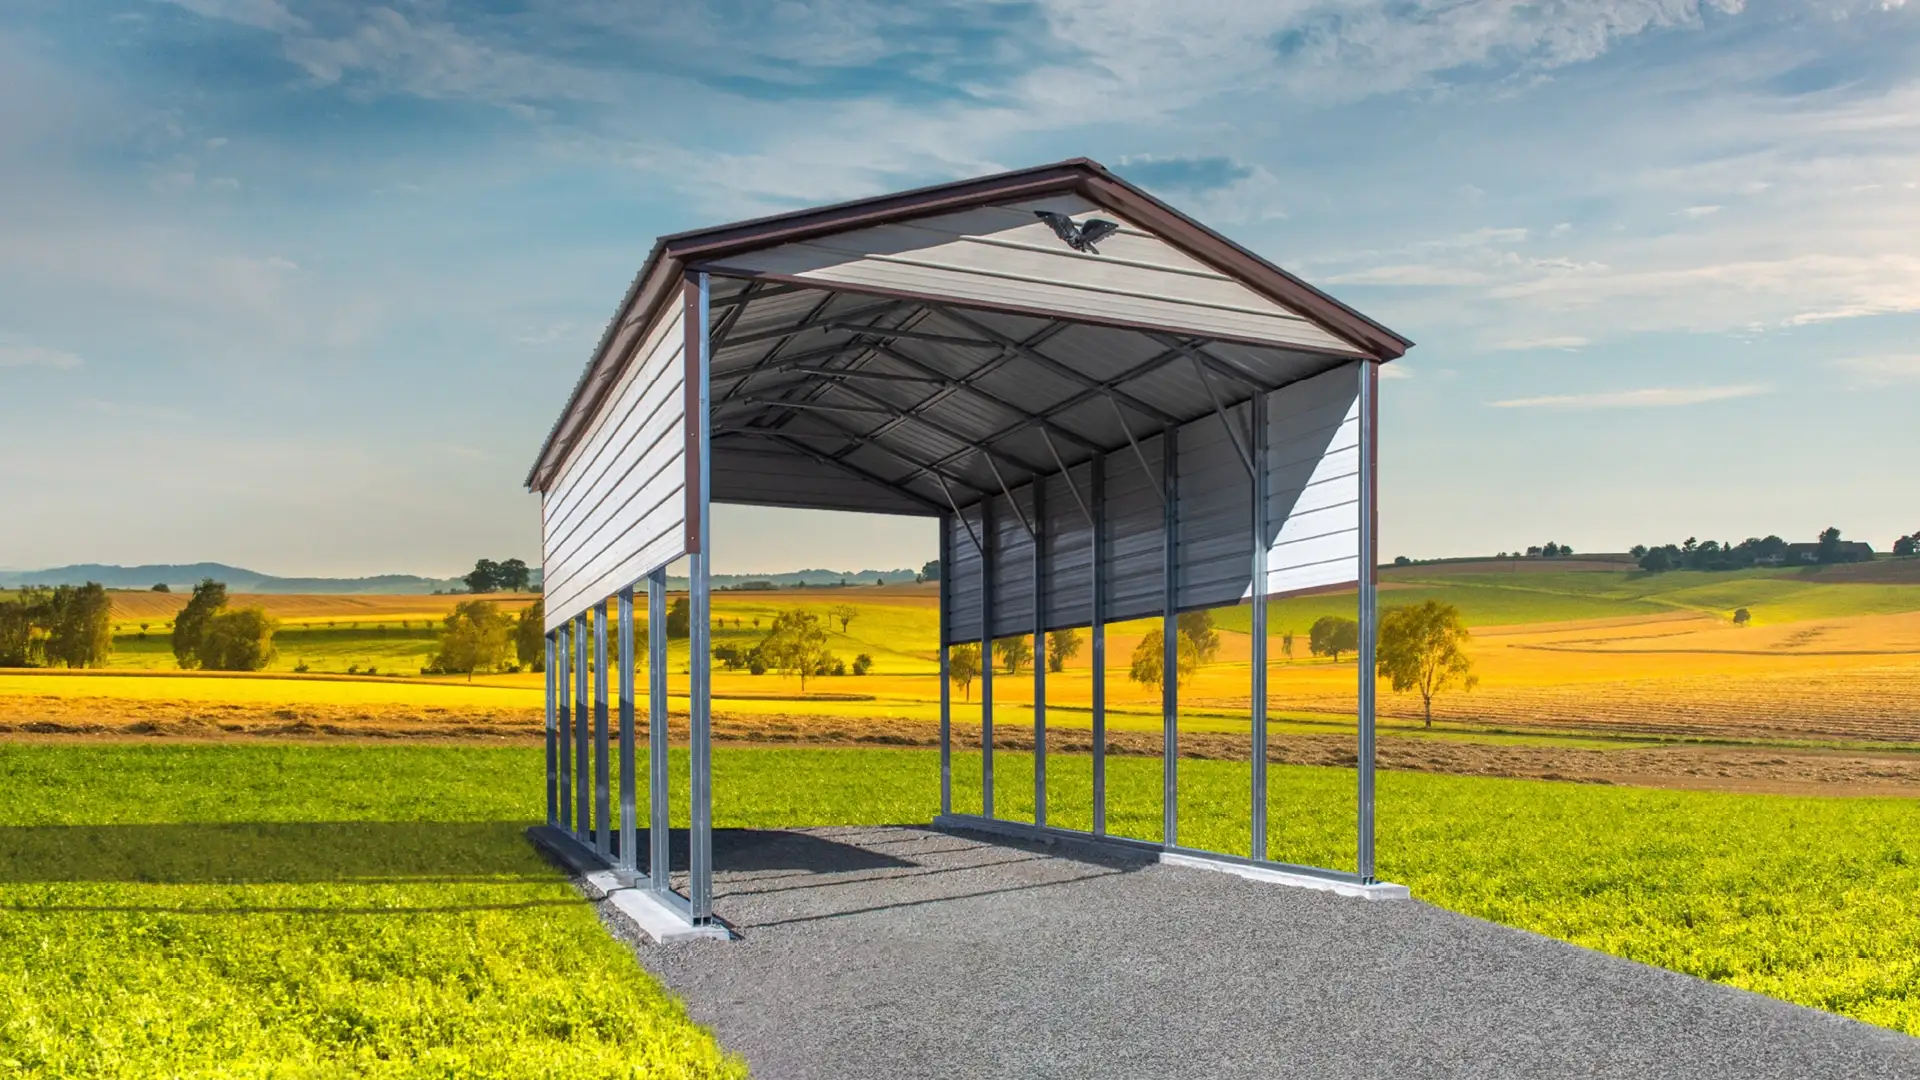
(0, 562), (923, 594)
(0, 563), (473, 595)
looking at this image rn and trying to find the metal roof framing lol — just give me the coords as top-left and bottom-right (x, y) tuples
(526, 157), (1409, 494)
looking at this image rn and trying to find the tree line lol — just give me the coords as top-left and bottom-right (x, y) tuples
(1630, 527), (1870, 572)
(0, 583), (113, 668)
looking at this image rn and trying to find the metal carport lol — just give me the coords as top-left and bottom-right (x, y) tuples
(525, 158), (1414, 937)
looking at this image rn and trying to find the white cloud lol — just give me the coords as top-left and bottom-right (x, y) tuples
(1492, 335), (1591, 350)
(1378, 363), (1414, 379)
(1487, 384), (1773, 409)
(0, 343), (83, 370)
(1677, 204), (1722, 217)
(1831, 354), (1920, 385)
(161, 0), (307, 33)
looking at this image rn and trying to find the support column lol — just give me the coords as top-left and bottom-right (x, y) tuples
(687, 270), (715, 923)
(1251, 393), (1270, 862)
(574, 612), (590, 839)
(980, 497), (994, 820)
(1032, 480), (1046, 829)
(618, 587), (637, 873)
(648, 568), (669, 894)
(544, 632), (558, 827)
(1090, 455), (1106, 836)
(938, 514), (952, 818)
(595, 598), (611, 859)
(558, 622), (572, 834)
(1162, 426), (1178, 847)
(1357, 361), (1380, 883)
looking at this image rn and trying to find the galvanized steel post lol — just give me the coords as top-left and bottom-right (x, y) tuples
(574, 612), (590, 839)
(1250, 391), (1270, 862)
(1162, 426), (1178, 846)
(938, 513), (952, 817)
(1356, 361), (1379, 883)
(980, 497), (994, 820)
(688, 270), (715, 922)
(544, 631), (557, 827)
(618, 587), (637, 873)
(594, 599), (611, 858)
(557, 622), (572, 832)
(1090, 454), (1106, 836)
(648, 567), (669, 894)
(1032, 479), (1046, 828)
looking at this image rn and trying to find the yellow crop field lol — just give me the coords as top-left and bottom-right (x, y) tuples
(101, 591), (540, 627)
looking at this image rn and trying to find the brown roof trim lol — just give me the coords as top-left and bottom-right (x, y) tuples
(526, 157), (1412, 491)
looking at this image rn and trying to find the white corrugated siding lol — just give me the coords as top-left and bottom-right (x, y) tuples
(541, 305), (688, 631)
(941, 363), (1363, 643)
(712, 195), (1363, 355)
(1263, 363), (1361, 597)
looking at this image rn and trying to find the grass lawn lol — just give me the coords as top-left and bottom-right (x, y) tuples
(3, 741), (1916, 1078)
(0, 744), (742, 1079)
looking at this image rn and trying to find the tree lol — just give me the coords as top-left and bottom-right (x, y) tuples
(434, 600), (513, 681)
(1896, 533), (1919, 558)
(758, 609), (833, 689)
(1281, 631), (1294, 661)
(852, 652), (873, 675)
(828, 603), (858, 634)
(948, 643), (980, 701)
(1177, 610), (1220, 665)
(497, 558), (532, 592)
(1817, 526), (1845, 564)
(1732, 607), (1751, 626)
(172, 578), (229, 670)
(1630, 545), (1649, 558)
(922, 559), (941, 581)
(1128, 628), (1198, 691)
(198, 608), (278, 671)
(1375, 600), (1478, 728)
(1639, 547), (1673, 572)
(43, 583), (113, 669)
(1046, 628), (1082, 673)
(514, 598), (546, 672)
(0, 587), (50, 667)
(666, 596), (691, 639)
(151, 582), (170, 593)
(464, 558), (502, 594)
(993, 634), (1033, 674)
(1308, 615), (1359, 662)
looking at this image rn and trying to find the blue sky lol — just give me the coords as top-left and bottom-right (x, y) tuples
(1, 0), (1915, 576)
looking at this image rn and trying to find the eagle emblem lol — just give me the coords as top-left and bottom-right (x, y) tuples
(1034, 210), (1122, 254)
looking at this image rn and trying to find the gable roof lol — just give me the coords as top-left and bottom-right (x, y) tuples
(527, 157), (1411, 491)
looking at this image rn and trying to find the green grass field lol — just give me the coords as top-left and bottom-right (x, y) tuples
(0, 744), (743, 1079)
(3, 741), (1915, 1079)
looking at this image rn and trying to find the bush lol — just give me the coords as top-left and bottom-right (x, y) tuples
(293, 660), (308, 673)
(197, 607), (278, 671)
(748, 658), (767, 675)
(348, 665), (360, 675)
(1733, 608), (1751, 626)
(851, 653), (872, 676)
(831, 658), (847, 677)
